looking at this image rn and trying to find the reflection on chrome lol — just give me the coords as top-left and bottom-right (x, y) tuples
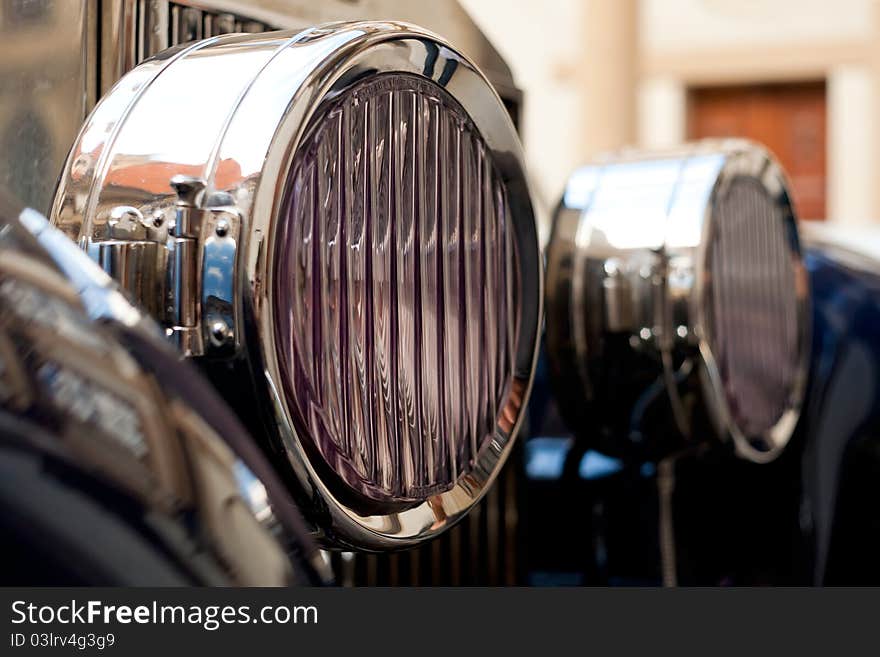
(0, 205), (324, 585)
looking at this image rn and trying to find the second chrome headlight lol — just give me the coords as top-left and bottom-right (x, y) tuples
(51, 22), (542, 548)
(546, 140), (809, 463)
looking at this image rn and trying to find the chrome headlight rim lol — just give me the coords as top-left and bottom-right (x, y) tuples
(245, 24), (542, 549)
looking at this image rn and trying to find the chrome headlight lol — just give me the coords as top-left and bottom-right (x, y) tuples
(546, 140), (809, 463)
(51, 22), (541, 548)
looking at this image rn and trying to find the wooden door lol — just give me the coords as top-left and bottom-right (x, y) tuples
(688, 81), (826, 220)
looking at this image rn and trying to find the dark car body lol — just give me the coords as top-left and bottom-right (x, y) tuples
(524, 231), (880, 585)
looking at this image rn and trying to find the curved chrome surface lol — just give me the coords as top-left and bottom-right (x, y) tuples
(51, 22), (541, 549)
(546, 140), (810, 463)
(0, 205), (326, 584)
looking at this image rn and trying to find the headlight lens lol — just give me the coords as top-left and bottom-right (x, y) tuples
(276, 74), (520, 502)
(705, 176), (802, 442)
(51, 22), (541, 547)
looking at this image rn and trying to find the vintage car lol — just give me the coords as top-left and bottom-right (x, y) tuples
(0, 0), (877, 586)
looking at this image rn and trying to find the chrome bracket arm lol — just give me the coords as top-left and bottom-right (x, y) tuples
(85, 175), (240, 359)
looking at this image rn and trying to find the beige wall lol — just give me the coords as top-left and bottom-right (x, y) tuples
(461, 0), (880, 228)
(641, 0), (879, 225)
(642, 0), (873, 53)
(460, 0), (585, 240)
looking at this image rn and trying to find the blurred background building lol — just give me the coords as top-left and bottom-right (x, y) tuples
(461, 0), (879, 233)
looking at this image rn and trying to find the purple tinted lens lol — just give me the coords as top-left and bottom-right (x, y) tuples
(274, 74), (520, 502)
(708, 178), (799, 438)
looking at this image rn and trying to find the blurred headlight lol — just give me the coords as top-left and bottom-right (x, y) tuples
(546, 140), (809, 463)
(51, 22), (541, 548)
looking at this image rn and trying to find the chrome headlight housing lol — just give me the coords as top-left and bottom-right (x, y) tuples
(51, 22), (542, 548)
(546, 140), (809, 463)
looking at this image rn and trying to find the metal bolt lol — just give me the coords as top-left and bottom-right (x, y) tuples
(107, 205), (146, 239)
(215, 218), (229, 237)
(169, 175), (207, 207)
(603, 257), (622, 277)
(209, 320), (230, 345)
(109, 205), (142, 225)
(151, 212), (165, 228)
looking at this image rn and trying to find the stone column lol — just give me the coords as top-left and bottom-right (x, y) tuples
(578, 0), (639, 157)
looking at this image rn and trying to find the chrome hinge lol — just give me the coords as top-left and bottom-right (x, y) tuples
(166, 175), (206, 355)
(88, 175), (240, 359)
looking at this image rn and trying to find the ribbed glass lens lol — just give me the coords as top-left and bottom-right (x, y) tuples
(706, 177), (799, 439)
(274, 74), (520, 503)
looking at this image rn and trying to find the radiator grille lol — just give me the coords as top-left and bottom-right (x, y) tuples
(135, 1), (273, 64)
(330, 447), (525, 586)
(706, 178), (799, 439)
